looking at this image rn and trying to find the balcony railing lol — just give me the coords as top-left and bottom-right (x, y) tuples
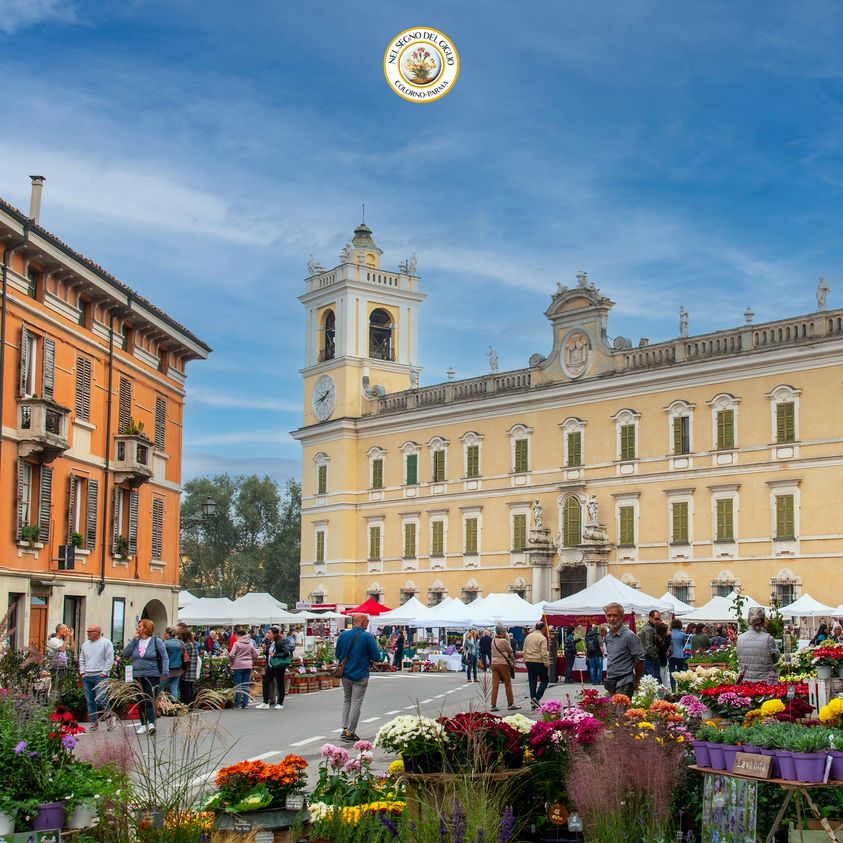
(113, 433), (155, 486)
(17, 397), (70, 462)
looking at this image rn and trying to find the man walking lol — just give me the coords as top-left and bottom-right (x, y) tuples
(638, 609), (662, 681)
(523, 622), (550, 708)
(478, 629), (492, 672)
(585, 624), (604, 685)
(603, 602), (644, 698)
(79, 625), (114, 729)
(335, 613), (380, 742)
(394, 628), (405, 671)
(563, 627), (579, 683)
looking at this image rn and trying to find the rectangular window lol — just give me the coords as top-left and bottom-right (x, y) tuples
(619, 506), (635, 545)
(716, 410), (735, 450)
(75, 356), (92, 421)
(513, 439), (529, 473)
(774, 583), (795, 606)
(567, 431), (582, 467)
(154, 396), (166, 449)
(405, 453), (418, 485)
(775, 495), (795, 539)
(151, 498), (164, 560)
(19, 327), (53, 400)
(26, 266), (38, 298)
(403, 523), (416, 558)
(464, 517), (478, 554)
(368, 525), (381, 560)
(432, 450), (446, 482)
(67, 476), (83, 544)
(431, 521), (444, 557)
(673, 416), (690, 455)
(776, 402), (795, 444)
(672, 501), (689, 543)
(512, 513), (527, 551)
(465, 445), (480, 478)
(317, 464), (327, 495)
(670, 584), (690, 604)
(315, 531), (325, 563)
(716, 499), (734, 541)
(118, 377), (132, 433)
(371, 458), (383, 489)
(620, 424), (636, 461)
(111, 598), (126, 648)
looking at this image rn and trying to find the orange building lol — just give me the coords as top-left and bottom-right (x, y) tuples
(0, 177), (209, 652)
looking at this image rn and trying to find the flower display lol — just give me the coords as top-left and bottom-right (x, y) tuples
(537, 699), (562, 720)
(373, 715), (445, 759)
(811, 644), (843, 667)
(672, 666), (738, 694)
(714, 691), (753, 717)
(437, 712), (522, 770)
(699, 681), (808, 704)
(502, 713), (533, 735)
(630, 675), (661, 708)
(819, 697), (843, 727)
(309, 800), (406, 825)
(209, 755), (307, 813)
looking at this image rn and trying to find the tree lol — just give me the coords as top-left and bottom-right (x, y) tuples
(179, 474), (301, 602)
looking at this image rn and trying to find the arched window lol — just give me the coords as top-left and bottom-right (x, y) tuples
(369, 308), (393, 360)
(563, 496), (582, 547)
(321, 310), (335, 362)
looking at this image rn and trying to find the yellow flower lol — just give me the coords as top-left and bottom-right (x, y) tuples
(829, 698), (843, 715)
(638, 721), (655, 730)
(760, 699), (785, 716)
(523, 748), (535, 764)
(388, 759), (405, 775)
(819, 705), (835, 724)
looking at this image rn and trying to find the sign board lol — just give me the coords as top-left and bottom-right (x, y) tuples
(285, 794), (305, 811)
(232, 817), (253, 832)
(295, 601), (311, 610)
(733, 752), (772, 779)
(702, 773), (757, 843)
(254, 832), (274, 843)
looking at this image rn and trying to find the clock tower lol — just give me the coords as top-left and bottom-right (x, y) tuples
(299, 222), (425, 426)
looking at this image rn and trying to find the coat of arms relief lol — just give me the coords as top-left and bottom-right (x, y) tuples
(563, 330), (590, 378)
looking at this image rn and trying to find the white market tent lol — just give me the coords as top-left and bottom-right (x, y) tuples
(418, 599), (476, 629)
(230, 592), (301, 625)
(543, 574), (671, 618)
(779, 593), (834, 618)
(466, 593), (543, 626)
(679, 592), (768, 624)
(178, 597), (238, 625)
(833, 606), (843, 618)
(298, 610), (346, 620)
(178, 590), (198, 608)
(659, 591), (694, 616)
(375, 597), (435, 624)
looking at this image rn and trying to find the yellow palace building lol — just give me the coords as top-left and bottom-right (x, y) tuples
(292, 224), (843, 610)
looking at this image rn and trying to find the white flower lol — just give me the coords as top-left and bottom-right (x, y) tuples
(374, 715), (445, 752)
(502, 713), (533, 734)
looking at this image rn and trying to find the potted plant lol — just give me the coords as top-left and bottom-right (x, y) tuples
(691, 724), (718, 767)
(114, 535), (129, 559)
(791, 727), (829, 783)
(828, 727), (843, 782)
(0, 793), (19, 834)
(20, 525), (38, 546)
(720, 724), (747, 772)
(374, 715), (446, 773)
(745, 724), (780, 777)
(812, 645), (843, 680)
(703, 725), (726, 770)
(70, 531), (83, 548)
(767, 722), (798, 781)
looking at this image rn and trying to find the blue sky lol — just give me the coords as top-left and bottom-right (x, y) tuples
(3, 1), (843, 483)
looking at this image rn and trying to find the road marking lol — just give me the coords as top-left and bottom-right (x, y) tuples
(361, 716), (381, 723)
(420, 698), (434, 704)
(445, 690), (456, 694)
(434, 694), (446, 698)
(385, 709), (402, 715)
(403, 705), (416, 710)
(290, 735), (325, 747)
(248, 751), (283, 761)
(332, 728), (343, 733)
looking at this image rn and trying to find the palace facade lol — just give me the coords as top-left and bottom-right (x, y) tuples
(0, 178), (209, 650)
(294, 224), (843, 609)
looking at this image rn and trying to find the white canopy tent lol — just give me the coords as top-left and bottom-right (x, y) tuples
(375, 597), (436, 625)
(416, 599), (476, 629)
(542, 574), (672, 618)
(178, 597), (238, 625)
(298, 610), (346, 620)
(465, 593), (543, 626)
(230, 593), (301, 625)
(659, 591), (694, 616)
(178, 590), (199, 608)
(833, 606), (843, 618)
(779, 593), (834, 618)
(679, 593), (768, 624)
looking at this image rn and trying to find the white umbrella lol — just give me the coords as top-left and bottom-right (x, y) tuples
(659, 591), (694, 616)
(297, 610), (346, 620)
(543, 574), (671, 617)
(779, 593), (834, 618)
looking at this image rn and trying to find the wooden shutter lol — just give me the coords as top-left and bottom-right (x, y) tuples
(15, 459), (24, 541)
(717, 410), (735, 450)
(405, 453), (418, 485)
(75, 357), (91, 421)
(19, 325), (30, 398)
(317, 464), (327, 495)
(619, 506), (635, 545)
(466, 445), (479, 478)
(432, 521), (444, 556)
(776, 495), (794, 539)
(371, 458), (383, 489)
(86, 479), (98, 550)
(716, 499), (733, 540)
(315, 531), (325, 563)
(672, 502), (688, 542)
(42, 337), (55, 400)
(369, 526), (380, 560)
(151, 498), (164, 560)
(128, 490), (139, 556)
(512, 514), (526, 550)
(66, 476), (77, 543)
(154, 396), (166, 449)
(620, 425), (636, 461)
(433, 450), (445, 482)
(563, 497), (581, 547)
(673, 418), (682, 455)
(112, 486), (121, 553)
(465, 517), (478, 553)
(776, 403), (795, 444)
(514, 439), (528, 473)
(38, 465), (52, 544)
(403, 523), (416, 557)
(567, 432), (582, 467)
(118, 378), (132, 433)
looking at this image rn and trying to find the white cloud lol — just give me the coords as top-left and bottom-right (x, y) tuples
(0, 0), (74, 33)
(187, 386), (300, 413)
(186, 430), (297, 447)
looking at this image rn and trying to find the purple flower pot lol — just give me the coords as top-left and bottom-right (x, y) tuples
(692, 740), (711, 767)
(32, 801), (66, 831)
(722, 744), (740, 772)
(829, 750), (843, 781)
(707, 744), (726, 770)
(793, 752), (826, 783)
(759, 748), (780, 778)
(775, 750), (797, 781)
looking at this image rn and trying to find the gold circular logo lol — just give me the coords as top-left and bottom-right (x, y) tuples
(384, 27), (459, 103)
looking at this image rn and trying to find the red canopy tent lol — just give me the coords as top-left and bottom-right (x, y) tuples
(341, 597), (393, 616)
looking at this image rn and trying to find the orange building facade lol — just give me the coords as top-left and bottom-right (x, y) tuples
(0, 179), (209, 652)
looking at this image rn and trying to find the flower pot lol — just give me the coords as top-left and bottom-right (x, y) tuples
(707, 744), (726, 770)
(829, 751), (843, 781)
(0, 811), (14, 835)
(68, 802), (97, 829)
(692, 740), (711, 767)
(32, 800), (66, 831)
(760, 748), (780, 778)
(722, 744), (740, 772)
(793, 751), (827, 783)
(817, 665), (833, 680)
(775, 749), (797, 781)
(742, 745), (761, 754)
(837, 664), (843, 679)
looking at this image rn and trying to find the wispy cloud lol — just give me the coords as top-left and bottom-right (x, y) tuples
(186, 431), (297, 448)
(0, 0), (75, 33)
(187, 386), (300, 414)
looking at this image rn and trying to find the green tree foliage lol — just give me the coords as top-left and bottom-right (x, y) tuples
(180, 475), (301, 604)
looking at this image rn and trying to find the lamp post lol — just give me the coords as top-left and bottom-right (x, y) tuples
(180, 496), (220, 594)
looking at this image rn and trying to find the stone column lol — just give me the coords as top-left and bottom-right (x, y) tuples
(526, 527), (555, 602)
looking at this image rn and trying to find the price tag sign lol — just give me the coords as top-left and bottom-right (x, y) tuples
(733, 753), (772, 779)
(232, 817), (253, 832)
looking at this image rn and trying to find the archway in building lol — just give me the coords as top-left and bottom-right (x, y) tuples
(141, 598), (168, 633)
(558, 565), (587, 599)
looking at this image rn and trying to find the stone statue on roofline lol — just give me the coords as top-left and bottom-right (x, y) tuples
(486, 346), (499, 373)
(679, 306), (689, 338)
(817, 276), (830, 311)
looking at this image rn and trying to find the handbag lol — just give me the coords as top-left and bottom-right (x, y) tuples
(330, 629), (366, 679)
(270, 642), (292, 669)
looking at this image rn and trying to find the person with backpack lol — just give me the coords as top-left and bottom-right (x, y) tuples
(123, 619), (169, 735)
(257, 627), (292, 710)
(229, 628), (259, 710)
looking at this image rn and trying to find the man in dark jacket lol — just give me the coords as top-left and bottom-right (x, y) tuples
(563, 628), (579, 683)
(584, 625), (603, 685)
(478, 630), (493, 671)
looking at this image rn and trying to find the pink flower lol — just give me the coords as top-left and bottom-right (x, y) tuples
(354, 740), (373, 751)
(344, 758), (362, 773)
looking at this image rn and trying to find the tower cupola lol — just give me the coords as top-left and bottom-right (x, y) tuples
(343, 222), (383, 268)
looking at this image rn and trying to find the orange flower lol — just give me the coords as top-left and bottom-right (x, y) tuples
(611, 694), (631, 706)
(624, 708), (648, 720)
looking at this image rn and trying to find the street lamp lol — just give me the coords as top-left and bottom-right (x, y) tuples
(182, 496), (218, 528)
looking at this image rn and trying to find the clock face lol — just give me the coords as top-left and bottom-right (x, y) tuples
(312, 375), (336, 422)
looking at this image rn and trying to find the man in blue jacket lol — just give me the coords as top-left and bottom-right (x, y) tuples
(335, 613), (381, 742)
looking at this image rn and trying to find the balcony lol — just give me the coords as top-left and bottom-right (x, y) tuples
(17, 397), (70, 462)
(113, 433), (154, 487)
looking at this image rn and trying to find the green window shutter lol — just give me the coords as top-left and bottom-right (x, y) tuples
(619, 506), (635, 545)
(317, 464), (327, 495)
(716, 499), (734, 541)
(406, 453), (418, 485)
(512, 514), (527, 550)
(514, 439), (529, 473)
(433, 450), (445, 482)
(431, 521), (444, 556)
(567, 431), (582, 467)
(371, 458), (383, 489)
(404, 523), (416, 558)
(672, 502), (688, 542)
(563, 497), (582, 547)
(85, 478), (98, 551)
(620, 425), (636, 461)
(717, 410), (735, 450)
(315, 531), (325, 563)
(465, 518), (478, 554)
(776, 495), (794, 539)
(369, 526), (381, 560)
(466, 445), (479, 478)
(776, 402), (795, 444)
(673, 416), (689, 455)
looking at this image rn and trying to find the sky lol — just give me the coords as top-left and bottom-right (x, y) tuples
(2, 1), (843, 484)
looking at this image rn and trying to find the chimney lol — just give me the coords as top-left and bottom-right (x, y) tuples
(29, 175), (45, 223)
